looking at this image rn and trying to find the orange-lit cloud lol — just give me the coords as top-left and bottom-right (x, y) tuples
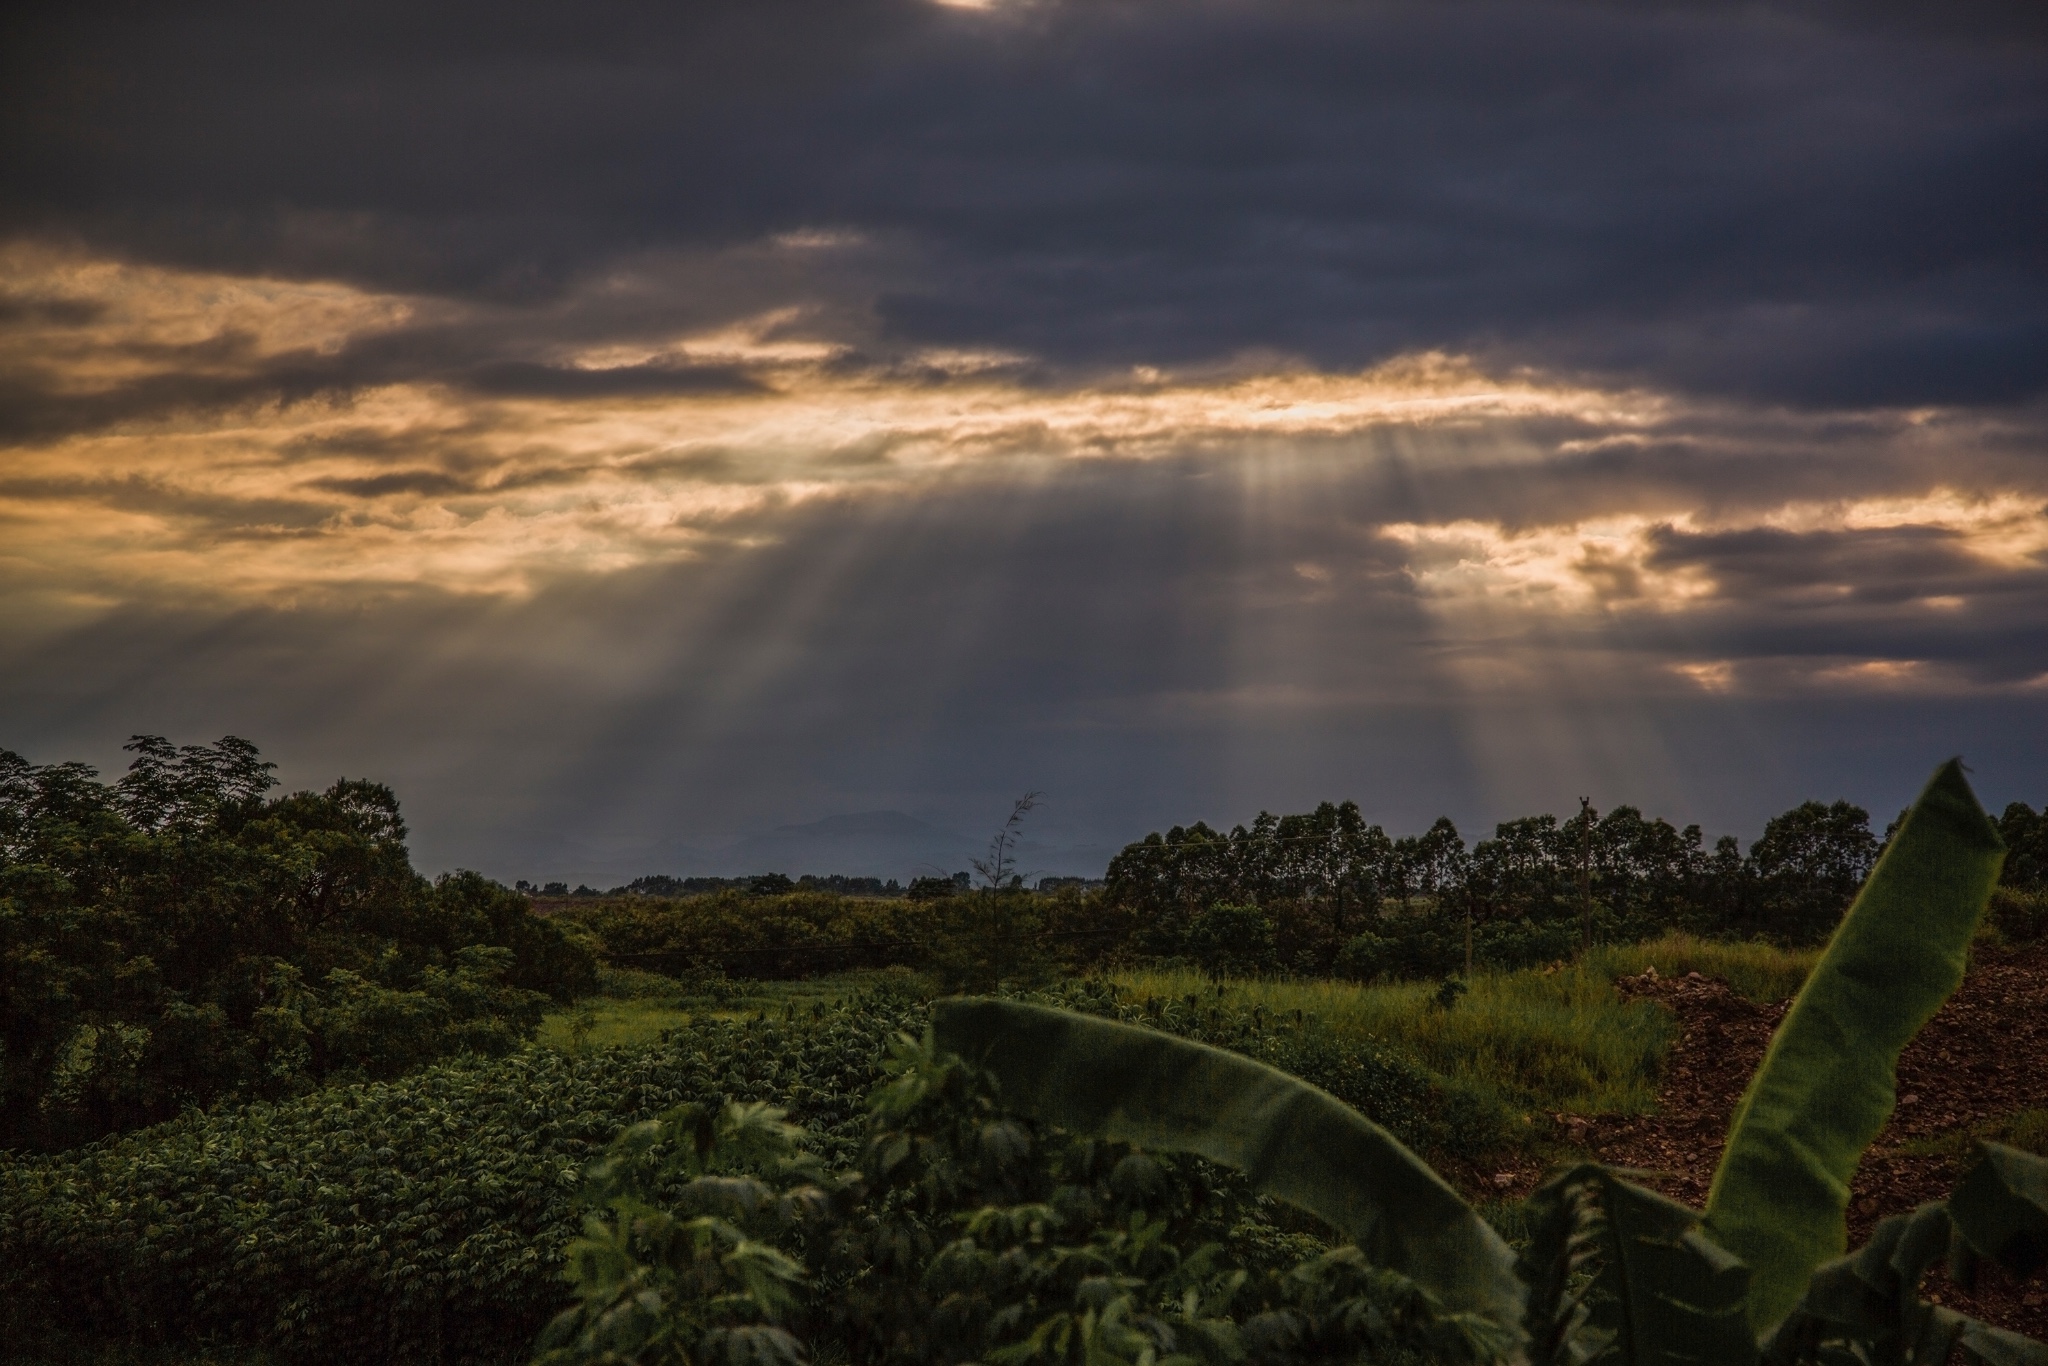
(0, 247), (1657, 604)
(4, 245), (2045, 711)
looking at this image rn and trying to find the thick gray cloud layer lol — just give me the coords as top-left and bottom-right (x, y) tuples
(1, 0), (2044, 880)
(5, 0), (2045, 405)
(3, 440), (2045, 883)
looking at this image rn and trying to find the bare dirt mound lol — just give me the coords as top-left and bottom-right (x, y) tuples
(1570, 946), (2048, 1337)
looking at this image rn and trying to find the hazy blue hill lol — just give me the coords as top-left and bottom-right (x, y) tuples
(683, 811), (1118, 883)
(710, 810), (977, 880)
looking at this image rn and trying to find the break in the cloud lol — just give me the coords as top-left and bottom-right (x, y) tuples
(0, 0), (2043, 879)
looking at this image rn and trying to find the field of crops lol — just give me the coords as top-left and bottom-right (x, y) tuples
(3, 934), (1830, 1366)
(8, 776), (2047, 1366)
(12, 932), (2048, 1365)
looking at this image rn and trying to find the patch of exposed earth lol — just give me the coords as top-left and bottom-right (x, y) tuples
(1552, 946), (2048, 1338)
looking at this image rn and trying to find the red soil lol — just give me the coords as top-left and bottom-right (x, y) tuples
(1552, 946), (2048, 1337)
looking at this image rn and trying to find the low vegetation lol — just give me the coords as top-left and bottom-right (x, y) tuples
(1110, 963), (1672, 1119)
(544, 759), (2048, 1366)
(5, 740), (2046, 1366)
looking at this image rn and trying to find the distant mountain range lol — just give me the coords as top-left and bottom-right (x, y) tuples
(668, 810), (1117, 883)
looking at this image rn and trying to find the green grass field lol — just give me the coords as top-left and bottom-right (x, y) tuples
(1110, 932), (1817, 1119)
(539, 965), (932, 1050)
(547, 933), (1818, 1118)
(34, 934), (1827, 1366)
(1592, 931), (1819, 1002)
(1111, 962), (1669, 1116)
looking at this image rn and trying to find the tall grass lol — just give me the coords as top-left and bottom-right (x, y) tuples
(540, 967), (930, 1051)
(1110, 934), (1817, 1117)
(1107, 963), (1672, 1116)
(1592, 931), (1818, 1002)
(552, 937), (1819, 1112)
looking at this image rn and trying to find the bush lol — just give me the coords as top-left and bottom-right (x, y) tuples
(1183, 903), (1280, 976)
(927, 889), (1055, 994)
(1988, 886), (2048, 944)
(559, 887), (1134, 989)
(0, 737), (595, 1151)
(558, 891), (949, 979)
(1045, 979), (1509, 1165)
(544, 1028), (1497, 1366)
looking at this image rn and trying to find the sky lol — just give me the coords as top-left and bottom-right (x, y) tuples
(1, 0), (2044, 883)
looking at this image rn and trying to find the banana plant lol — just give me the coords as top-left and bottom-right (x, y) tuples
(934, 760), (2043, 1365)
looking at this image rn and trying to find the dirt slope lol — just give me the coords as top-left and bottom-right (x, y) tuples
(1569, 946), (2048, 1337)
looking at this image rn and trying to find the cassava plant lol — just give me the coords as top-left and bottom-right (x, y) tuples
(934, 760), (2048, 1366)
(535, 1099), (837, 1366)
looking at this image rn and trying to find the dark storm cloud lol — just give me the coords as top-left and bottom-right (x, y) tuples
(1646, 522), (2025, 606)
(1617, 519), (2048, 683)
(0, 291), (105, 327)
(5, 0), (2045, 407)
(4, 451), (2045, 884)
(3, 0), (2045, 883)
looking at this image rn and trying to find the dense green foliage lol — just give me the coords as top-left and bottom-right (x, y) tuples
(0, 973), (1520, 1365)
(543, 1026), (1508, 1366)
(0, 988), (927, 1364)
(1519, 1163), (1755, 1366)
(907, 762), (2044, 1366)
(0, 736), (595, 1151)
(556, 885), (1128, 991)
(1104, 794), (1893, 968)
(551, 784), (2048, 998)
(932, 998), (1525, 1342)
(12, 750), (2045, 1366)
(1997, 802), (2048, 892)
(553, 792), (1923, 999)
(537, 1007), (2045, 1366)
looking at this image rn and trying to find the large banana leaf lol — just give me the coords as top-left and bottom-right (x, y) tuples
(1948, 1142), (2048, 1283)
(1703, 759), (2007, 1333)
(1764, 1197), (2047, 1366)
(932, 997), (1527, 1355)
(1522, 1166), (1754, 1366)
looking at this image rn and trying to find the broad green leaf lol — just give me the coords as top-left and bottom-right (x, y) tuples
(1704, 759), (2007, 1333)
(1960, 1321), (2048, 1366)
(1765, 1199), (2047, 1366)
(1772, 1204), (1961, 1365)
(1523, 1166), (1754, 1366)
(932, 997), (1527, 1355)
(1949, 1143), (2048, 1281)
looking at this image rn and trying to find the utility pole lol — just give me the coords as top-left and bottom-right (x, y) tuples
(1578, 796), (1594, 956)
(1464, 892), (1474, 979)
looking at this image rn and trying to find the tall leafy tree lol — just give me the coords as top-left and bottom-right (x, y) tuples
(0, 736), (594, 1151)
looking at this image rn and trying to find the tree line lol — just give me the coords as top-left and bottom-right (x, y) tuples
(1102, 790), (2048, 974)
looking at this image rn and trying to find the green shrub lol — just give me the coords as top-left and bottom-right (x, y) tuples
(543, 1028), (1489, 1366)
(1182, 903), (1281, 977)
(1988, 886), (2048, 943)
(927, 889), (1056, 994)
(1041, 979), (1516, 1166)
(0, 738), (594, 1151)
(557, 892), (950, 980)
